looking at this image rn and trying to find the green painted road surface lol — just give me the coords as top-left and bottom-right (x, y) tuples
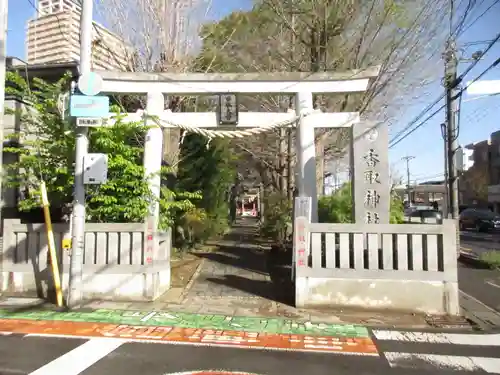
(0, 308), (369, 338)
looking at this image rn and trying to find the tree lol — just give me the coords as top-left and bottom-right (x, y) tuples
(195, 0), (479, 196)
(3, 72), (199, 229)
(95, 0), (215, 172)
(460, 165), (489, 204)
(176, 134), (237, 240)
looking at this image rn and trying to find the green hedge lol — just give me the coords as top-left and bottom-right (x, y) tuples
(318, 183), (404, 224)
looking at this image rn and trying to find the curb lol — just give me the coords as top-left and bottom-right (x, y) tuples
(178, 258), (206, 304)
(459, 290), (500, 331)
(459, 255), (496, 269)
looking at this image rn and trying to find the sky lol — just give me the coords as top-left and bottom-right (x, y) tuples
(388, 1), (500, 185)
(5, 0), (500, 187)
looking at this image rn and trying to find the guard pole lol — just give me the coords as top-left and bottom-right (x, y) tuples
(40, 182), (63, 307)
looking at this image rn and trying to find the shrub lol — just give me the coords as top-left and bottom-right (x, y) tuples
(318, 183), (405, 224)
(260, 191), (292, 244)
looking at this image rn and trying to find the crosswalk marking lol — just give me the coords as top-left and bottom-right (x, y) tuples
(28, 338), (124, 375)
(384, 352), (500, 373)
(373, 330), (500, 346)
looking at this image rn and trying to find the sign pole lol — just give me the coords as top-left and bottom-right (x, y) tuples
(67, 0), (93, 309)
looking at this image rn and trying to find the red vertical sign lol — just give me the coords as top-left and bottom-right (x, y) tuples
(295, 217), (308, 268)
(145, 216), (155, 265)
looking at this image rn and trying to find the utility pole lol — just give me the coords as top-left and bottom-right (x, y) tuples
(440, 123), (449, 217)
(444, 25), (460, 219)
(286, 0), (295, 202)
(402, 156), (415, 205)
(279, 108), (286, 194)
(67, 0), (93, 309)
(0, 0), (7, 231)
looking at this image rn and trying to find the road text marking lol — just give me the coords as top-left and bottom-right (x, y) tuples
(0, 318), (378, 355)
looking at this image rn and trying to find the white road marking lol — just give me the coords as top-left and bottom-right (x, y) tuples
(140, 312), (157, 322)
(486, 280), (500, 290)
(385, 352), (500, 373)
(373, 330), (500, 346)
(28, 338), (123, 375)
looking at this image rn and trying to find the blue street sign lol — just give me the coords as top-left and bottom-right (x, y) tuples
(70, 95), (110, 118)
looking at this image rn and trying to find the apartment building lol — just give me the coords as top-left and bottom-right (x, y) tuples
(26, 0), (132, 71)
(460, 130), (500, 211)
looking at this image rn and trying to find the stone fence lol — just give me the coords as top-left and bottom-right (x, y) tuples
(0, 219), (171, 301)
(294, 199), (459, 315)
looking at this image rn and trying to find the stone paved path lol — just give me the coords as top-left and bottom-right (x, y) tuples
(185, 218), (275, 300)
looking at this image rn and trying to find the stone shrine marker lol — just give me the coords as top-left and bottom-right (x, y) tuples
(350, 122), (390, 224)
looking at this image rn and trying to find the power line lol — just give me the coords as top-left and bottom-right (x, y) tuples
(412, 172), (446, 180)
(458, 0), (500, 36)
(390, 55), (500, 148)
(390, 32), (500, 147)
(390, 103), (445, 148)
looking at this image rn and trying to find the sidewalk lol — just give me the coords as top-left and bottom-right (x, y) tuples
(0, 219), (473, 330)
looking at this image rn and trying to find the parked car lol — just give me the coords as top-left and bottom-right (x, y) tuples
(406, 209), (443, 224)
(459, 208), (500, 232)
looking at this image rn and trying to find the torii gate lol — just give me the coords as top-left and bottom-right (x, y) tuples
(90, 69), (382, 284)
(97, 68), (380, 222)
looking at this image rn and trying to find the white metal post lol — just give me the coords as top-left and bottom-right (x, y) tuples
(295, 92), (318, 222)
(0, 0), (7, 229)
(143, 92), (164, 266)
(67, 0), (93, 309)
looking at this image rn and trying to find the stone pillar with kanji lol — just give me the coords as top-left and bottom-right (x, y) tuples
(350, 122), (390, 224)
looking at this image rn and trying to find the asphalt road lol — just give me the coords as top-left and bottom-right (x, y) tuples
(458, 261), (500, 312)
(458, 231), (500, 325)
(1, 331), (500, 375)
(461, 231), (500, 250)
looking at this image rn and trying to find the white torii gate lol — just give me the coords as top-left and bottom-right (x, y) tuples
(97, 68), (380, 226)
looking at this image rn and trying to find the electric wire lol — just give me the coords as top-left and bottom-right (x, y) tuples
(389, 33), (500, 148)
(457, 0), (500, 36)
